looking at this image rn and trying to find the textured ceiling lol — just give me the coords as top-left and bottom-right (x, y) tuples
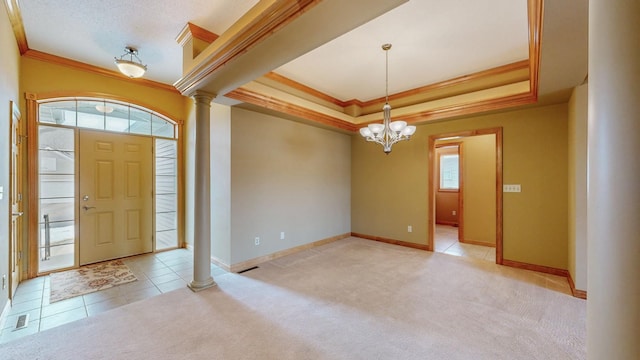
(18, 0), (529, 102)
(20, 0), (259, 84)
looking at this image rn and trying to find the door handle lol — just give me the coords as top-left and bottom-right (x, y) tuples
(82, 206), (96, 211)
(12, 212), (23, 217)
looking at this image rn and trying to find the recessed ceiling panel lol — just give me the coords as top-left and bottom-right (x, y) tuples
(275, 0), (529, 102)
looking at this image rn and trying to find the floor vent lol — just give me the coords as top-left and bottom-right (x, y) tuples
(15, 314), (29, 330)
(238, 266), (259, 274)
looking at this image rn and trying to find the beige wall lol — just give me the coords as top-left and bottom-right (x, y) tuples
(0, 9), (21, 316)
(568, 84), (588, 290)
(210, 104), (232, 264)
(230, 107), (351, 265)
(352, 103), (569, 269)
(435, 192), (458, 225)
(462, 134), (496, 245)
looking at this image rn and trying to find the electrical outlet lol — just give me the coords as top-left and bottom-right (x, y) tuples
(452, 210), (457, 216)
(408, 225), (412, 233)
(254, 237), (260, 246)
(503, 184), (522, 193)
(1, 274), (6, 289)
(280, 232), (285, 240)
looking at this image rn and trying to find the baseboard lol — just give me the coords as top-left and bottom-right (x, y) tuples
(502, 259), (569, 277)
(503, 259), (587, 299)
(567, 272), (587, 299)
(460, 239), (496, 247)
(351, 232), (429, 251)
(436, 221), (458, 227)
(210, 255), (231, 272)
(230, 233), (351, 273)
(0, 299), (11, 331)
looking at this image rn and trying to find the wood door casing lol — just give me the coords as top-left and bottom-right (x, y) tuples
(9, 101), (23, 298)
(78, 130), (153, 265)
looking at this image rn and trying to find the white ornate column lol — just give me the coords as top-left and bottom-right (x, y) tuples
(188, 91), (216, 292)
(587, 0), (640, 358)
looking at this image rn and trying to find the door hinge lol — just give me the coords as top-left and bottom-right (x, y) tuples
(18, 193), (22, 202)
(18, 251), (22, 260)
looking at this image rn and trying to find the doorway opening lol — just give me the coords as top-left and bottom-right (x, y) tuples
(428, 128), (503, 264)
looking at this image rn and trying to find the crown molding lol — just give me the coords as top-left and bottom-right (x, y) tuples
(176, 22), (219, 46)
(265, 60), (529, 111)
(23, 49), (180, 94)
(3, 0), (28, 54)
(358, 60), (530, 108)
(227, 87), (358, 132)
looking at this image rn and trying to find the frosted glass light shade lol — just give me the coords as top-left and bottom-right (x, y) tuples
(368, 123), (385, 134)
(401, 125), (416, 136)
(389, 121), (407, 132)
(359, 127), (373, 137)
(115, 60), (147, 78)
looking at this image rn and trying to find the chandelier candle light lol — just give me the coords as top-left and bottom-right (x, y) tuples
(359, 44), (416, 154)
(114, 46), (147, 78)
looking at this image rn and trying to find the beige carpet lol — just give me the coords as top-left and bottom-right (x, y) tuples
(49, 259), (137, 303)
(2, 238), (585, 359)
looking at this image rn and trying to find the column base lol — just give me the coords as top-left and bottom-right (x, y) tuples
(187, 277), (217, 292)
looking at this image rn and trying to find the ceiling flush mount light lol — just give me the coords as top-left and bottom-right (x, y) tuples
(359, 44), (416, 154)
(114, 46), (147, 78)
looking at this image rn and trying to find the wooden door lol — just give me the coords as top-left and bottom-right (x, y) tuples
(9, 102), (23, 298)
(78, 130), (153, 265)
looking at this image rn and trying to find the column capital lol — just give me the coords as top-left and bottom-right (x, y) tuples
(191, 90), (217, 106)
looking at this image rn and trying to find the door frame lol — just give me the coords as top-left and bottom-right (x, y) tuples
(25, 92), (184, 277)
(434, 142), (463, 239)
(8, 100), (24, 298)
(427, 127), (503, 264)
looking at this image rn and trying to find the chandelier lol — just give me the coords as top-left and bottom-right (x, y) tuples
(114, 47), (147, 78)
(359, 44), (416, 154)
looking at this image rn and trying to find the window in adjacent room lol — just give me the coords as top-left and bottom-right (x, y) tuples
(439, 153), (459, 191)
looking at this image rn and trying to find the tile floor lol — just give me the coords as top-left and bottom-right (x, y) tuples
(0, 249), (227, 344)
(435, 224), (496, 262)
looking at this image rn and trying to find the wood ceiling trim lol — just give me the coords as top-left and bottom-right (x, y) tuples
(23, 49), (180, 94)
(389, 92), (537, 124)
(264, 72), (349, 108)
(250, 0), (543, 132)
(227, 87), (358, 132)
(176, 22), (219, 46)
(174, 0), (322, 95)
(3, 0), (29, 54)
(358, 60), (530, 108)
(528, 0), (543, 100)
(268, 60), (529, 110)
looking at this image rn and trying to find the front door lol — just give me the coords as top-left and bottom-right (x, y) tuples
(9, 102), (23, 298)
(78, 130), (153, 265)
